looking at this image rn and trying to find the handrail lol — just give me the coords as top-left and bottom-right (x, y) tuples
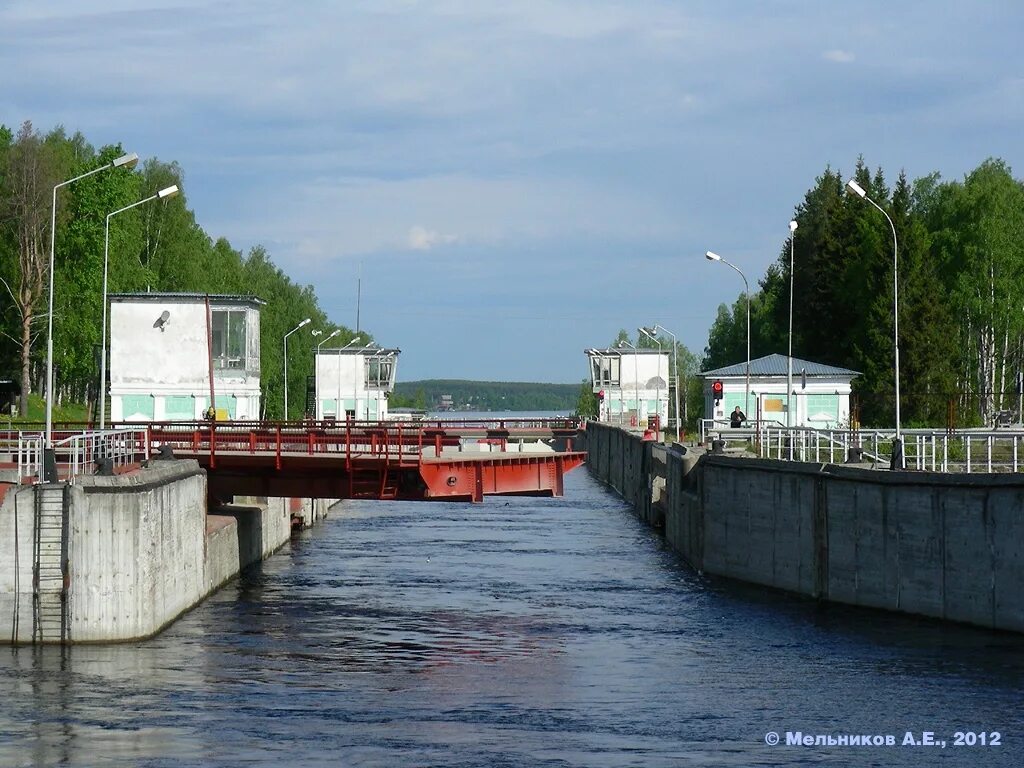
(50, 428), (150, 482)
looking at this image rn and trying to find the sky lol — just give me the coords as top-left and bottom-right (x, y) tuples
(2, 1), (1023, 382)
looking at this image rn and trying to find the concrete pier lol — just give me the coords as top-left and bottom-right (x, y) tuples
(1, 460), (326, 644)
(583, 421), (1024, 633)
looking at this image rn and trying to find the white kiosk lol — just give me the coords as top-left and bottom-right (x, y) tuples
(109, 293), (264, 421)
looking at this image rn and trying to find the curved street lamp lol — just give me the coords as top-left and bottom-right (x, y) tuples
(314, 329), (341, 418)
(46, 151), (138, 448)
(706, 251), (750, 419)
(787, 219), (798, 433)
(283, 318), (312, 419)
(638, 327), (663, 433)
(617, 339), (641, 428)
(335, 336), (361, 420)
(846, 178), (903, 468)
(644, 324), (681, 442)
(99, 185), (179, 429)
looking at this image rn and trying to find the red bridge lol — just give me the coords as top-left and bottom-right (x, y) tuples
(6, 419), (586, 504)
(154, 419), (586, 502)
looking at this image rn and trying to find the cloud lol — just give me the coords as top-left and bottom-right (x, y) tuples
(823, 49), (856, 64)
(407, 226), (458, 251)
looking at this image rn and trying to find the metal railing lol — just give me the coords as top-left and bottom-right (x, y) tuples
(699, 417), (787, 444)
(52, 429), (150, 482)
(752, 425), (1024, 474)
(16, 432), (44, 482)
(0, 428), (150, 483)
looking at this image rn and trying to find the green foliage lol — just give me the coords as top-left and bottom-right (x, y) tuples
(0, 121), (362, 420)
(392, 380), (578, 412)
(575, 379), (598, 418)
(702, 157), (1023, 428)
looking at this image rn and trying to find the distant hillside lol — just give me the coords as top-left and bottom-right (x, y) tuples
(392, 379), (578, 412)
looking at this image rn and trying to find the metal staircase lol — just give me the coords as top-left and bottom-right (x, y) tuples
(33, 483), (69, 645)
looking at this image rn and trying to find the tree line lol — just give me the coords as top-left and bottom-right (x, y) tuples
(0, 121), (362, 420)
(392, 379), (579, 412)
(703, 157), (1024, 428)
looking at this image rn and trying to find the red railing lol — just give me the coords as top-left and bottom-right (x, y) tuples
(142, 419), (478, 470)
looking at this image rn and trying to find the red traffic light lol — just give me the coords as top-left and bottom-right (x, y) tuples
(597, 389), (605, 400)
(712, 380), (724, 397)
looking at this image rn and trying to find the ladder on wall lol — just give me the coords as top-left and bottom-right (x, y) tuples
(33, 483), (69, 645)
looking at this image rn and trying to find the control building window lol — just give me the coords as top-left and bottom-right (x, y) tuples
(366, 355), (396, 389)
(591, 356), (620, 387)
(212, 309), (248, 369)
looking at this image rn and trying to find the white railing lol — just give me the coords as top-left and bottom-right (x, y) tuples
(699, 417), (787, 444)
(17, 432), (44, 482)
(52, 429), (150, 482)
(753, 425), (1024, 474)
(757, 426), (880, 465)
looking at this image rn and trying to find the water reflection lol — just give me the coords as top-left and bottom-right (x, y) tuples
(2, 468), (1023, 766)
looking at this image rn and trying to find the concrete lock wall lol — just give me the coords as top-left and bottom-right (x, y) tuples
(582, 421), (1024, 633)
(1, 461), (301, 644)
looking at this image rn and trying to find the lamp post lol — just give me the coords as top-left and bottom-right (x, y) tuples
(363, 342), (379, 421)
(638, 327), (663, 434)
(283, 318), (311, 419)
(652, 324), (681, 442)
(787, 220), (798, 432)
(46, 151), (138, 448)
(706, 251), (750, 418)
(618, 340), (641, 428)
(314, 329), (341, 419)
(846, 178), (903, 468)
(99, 185), (179, 430)
(336, 336), (361, 420)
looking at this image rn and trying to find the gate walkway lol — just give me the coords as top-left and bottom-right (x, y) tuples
(1, 419), (586, 503)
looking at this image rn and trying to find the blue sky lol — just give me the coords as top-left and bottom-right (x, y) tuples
(3, 1), (1023, 382)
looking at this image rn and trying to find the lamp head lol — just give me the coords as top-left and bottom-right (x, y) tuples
(705, 251), (721, 261)
(845, 179), (867, 199)
(789, 220), (798, 232)
(329, 329), (341, 339)
(112, 152), (139, 169)
(158, 184), (179, 199)
(298, 317), (312, 328)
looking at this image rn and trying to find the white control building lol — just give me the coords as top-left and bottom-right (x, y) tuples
(585, 347), (670, 428)
(313, 347), (400, 421)
(108, 293), (263, 421)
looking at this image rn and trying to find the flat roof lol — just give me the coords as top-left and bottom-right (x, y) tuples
(316, 347), (401, 356)
(584, 348), (668, 355)
(109, 292), (266, 307)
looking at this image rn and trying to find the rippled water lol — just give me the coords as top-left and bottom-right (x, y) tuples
(3, 468), (1024, 766)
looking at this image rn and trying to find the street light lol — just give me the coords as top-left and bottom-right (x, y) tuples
(645, 324), (681, 442)
(618, 340), (641, 429)
(364, 342), (382, 421)
(45, 151), (138, 448)
(787, 220), (798, 433)
(283, 318), (311, 419)
(638, 327), (663, 434)
(706, 251), (750, 419)
(336, 336), (361, 420)
(99, 184), (179, 429)
(846, 178), (903, 468)
(314, 329), (341, 418)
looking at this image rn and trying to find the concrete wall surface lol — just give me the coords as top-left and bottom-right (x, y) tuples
(583, 421), (1024, 633)
(1, 462), (303, 644)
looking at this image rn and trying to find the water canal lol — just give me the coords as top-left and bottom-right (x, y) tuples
(2, 468), (1023, 766)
